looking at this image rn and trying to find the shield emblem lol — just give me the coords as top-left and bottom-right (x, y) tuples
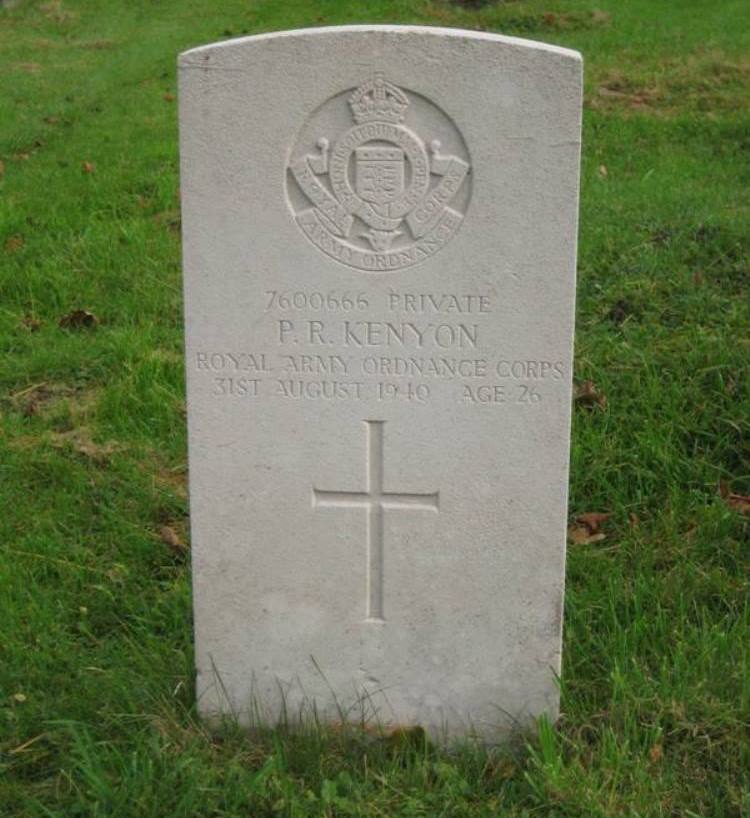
(355, 146), (404, 205)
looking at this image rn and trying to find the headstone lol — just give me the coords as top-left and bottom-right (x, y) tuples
(179, 25), (582, 742)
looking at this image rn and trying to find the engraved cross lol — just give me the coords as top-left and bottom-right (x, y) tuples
(312, 420), (439, 623)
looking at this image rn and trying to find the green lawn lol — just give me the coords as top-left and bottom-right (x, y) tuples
(1, 0), (749, 815)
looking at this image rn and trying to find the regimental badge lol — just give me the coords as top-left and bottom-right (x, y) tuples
(286, 75), (472, 272)
(355, 148), (405, 206)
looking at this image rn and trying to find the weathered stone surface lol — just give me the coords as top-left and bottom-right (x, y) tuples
(179, 25), (582, 742)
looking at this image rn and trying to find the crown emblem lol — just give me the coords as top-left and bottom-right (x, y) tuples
(349, 75), (409, 124)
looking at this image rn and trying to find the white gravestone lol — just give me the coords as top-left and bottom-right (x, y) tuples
(179, 25), (582, 742)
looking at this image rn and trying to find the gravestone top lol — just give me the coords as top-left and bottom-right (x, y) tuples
(179, 25), (582, 742)
(180, 24), (581, 59)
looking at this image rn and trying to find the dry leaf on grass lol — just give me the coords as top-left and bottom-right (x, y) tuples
(719, 482), (750, 515)
(608, 299), (634, 325)
(574, 380), (607, 410)
(10, 382), (99, 422)
(160, 525), (189, 558)
(153, 208), (181, 232)
(568, 512), (611, 545)
(10, 382), (56, 417)
(383, 725), (426, 751)
(20, 314), (43, 332)
(163, 92), (175, 102)
(72, 437), (117, 462)
(155, 465), (188, 498)
(597, 86), (628, 99)
(484, 756), (518, 781)
(82, 160), (95, 173)
(649, 744), (663, 763)
(0, 160), (5, 177)
(595, 80), (657, 111)
(53, 429), (118, 464)
(59, 309), (98, 329)
(4, 235), (24, 253)
(598, 164), (608, 178)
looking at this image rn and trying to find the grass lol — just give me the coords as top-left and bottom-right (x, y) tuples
(1, 0), (749, 815)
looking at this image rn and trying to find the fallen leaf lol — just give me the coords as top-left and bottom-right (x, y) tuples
(574, 380), (607, 410)
(43, 115), (60, 124)
(628, 512), (640, 528)
(15, 152), (31, 161)
(154, 208), (181, 232)
(163, 92), (175, 102)
(568, 512), (611, 545)
(82, 160), (95, 173)
(53, 428), (117, 463)
(20, 314), (43, 332)
(719, 482), (750, 515)
(384, 725), (426, 751)
(542, 12), (557, 25)
(607, 298), (632, 325)
(577, 512), (611, 530)
(485, 756), (518, 780)
(596, 81), (657, 110)
(13, 693), (27, 703)
(155, 463), (188, 497)
(597, 86), (629, 99)
(160, 525), (189, 558)
(598, 164), (608, 178)
(649, 744), (663, 763)
(59, 309), (98, 329)
(568, 528), (604, 545)
(0, 160), (5, 177)
(629, 97), (651, 111)
(75, 439), (115, 462)
(10, 382), (81, 421)
(4, 234), (24, 253)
